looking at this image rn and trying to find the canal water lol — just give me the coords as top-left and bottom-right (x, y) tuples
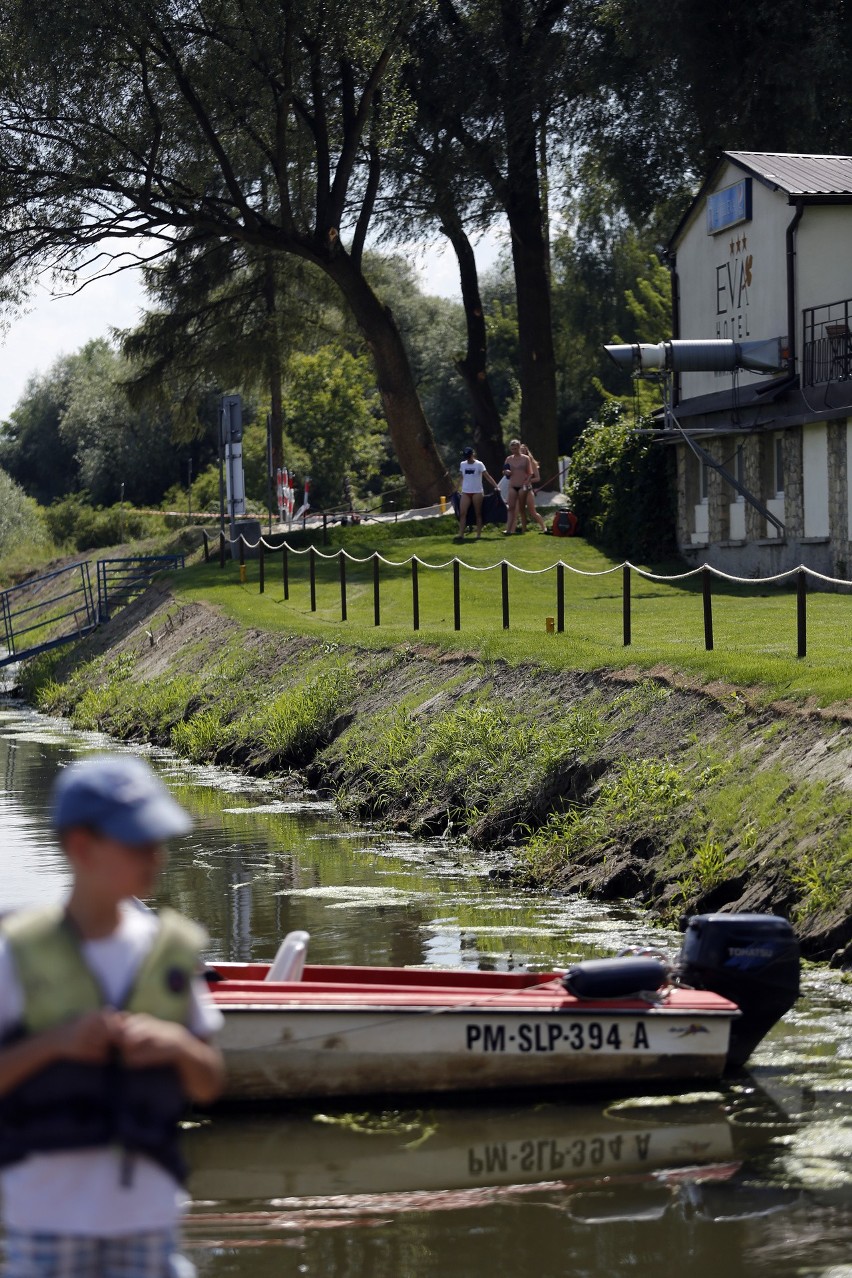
(2, 703), (852, 1276)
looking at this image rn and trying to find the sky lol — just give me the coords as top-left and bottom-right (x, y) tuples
(0, 230), (506, 424)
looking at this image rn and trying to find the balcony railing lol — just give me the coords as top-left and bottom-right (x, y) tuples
(802, 298), (852, 386)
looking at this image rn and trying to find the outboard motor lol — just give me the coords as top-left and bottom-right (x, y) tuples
(678, 914), (800, 1069)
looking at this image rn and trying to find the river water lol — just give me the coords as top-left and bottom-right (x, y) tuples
(2, 703), (852, 1276)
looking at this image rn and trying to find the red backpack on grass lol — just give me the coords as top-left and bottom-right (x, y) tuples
(551, 510), (579, 537)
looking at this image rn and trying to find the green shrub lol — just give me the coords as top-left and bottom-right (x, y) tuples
(43, 494), (162, 550)
(566, 403), (677, 561)
(0, 469), (51, 562)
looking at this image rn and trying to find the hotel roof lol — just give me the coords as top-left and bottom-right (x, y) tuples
(725, 151), (852, 196)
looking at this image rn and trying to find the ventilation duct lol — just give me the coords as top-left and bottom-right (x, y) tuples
(604, 338), (787, 376)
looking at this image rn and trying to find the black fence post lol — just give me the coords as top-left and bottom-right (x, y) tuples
(501, 561), (509, 630)
(309, 546), (316, 612)
(412, 559), (420, 631)
(797, 568), (807, 658)
(556, 563), (565, 634)
(322, 511), (328, 546)
(339, 552), (347, 621)
(258, 541), (265, 594)
(238, 536), (245, 568)
(202, 531), (209, 562)
(622, 565), (631, 647)
(453, 559), (461, 631)
(282, 545), (289, 600)
(218, 531), (225, 569)
(373, 554), (380, 627)
(702, 566), (713, 651)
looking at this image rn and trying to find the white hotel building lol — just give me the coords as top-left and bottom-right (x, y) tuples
(668, 151), (852, 577)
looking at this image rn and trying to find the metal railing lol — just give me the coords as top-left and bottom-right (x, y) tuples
(802, 298), (852, 385)
(0, 562), (98, 667)
(96, 555), (185, 622)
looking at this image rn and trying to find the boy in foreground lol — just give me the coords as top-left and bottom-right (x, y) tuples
(0, 754), (225, 1277)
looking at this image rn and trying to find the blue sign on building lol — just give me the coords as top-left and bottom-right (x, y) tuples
(706, 179), (752, 235)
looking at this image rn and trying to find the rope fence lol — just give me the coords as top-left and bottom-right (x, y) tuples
(201, 531), (852, 660)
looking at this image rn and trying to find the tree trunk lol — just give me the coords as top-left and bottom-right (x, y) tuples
(322, 250), (453, 507)
(263, 257), (285, 479)
(499, 0), (559, 486)
(508, 210), (559, 484)
(439, 211), (505, 476)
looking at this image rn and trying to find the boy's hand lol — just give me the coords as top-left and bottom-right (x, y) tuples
(114, 1013), (186, 1067)
(54, 1010), (119, 1063)
(115, 1012), (225, 1104)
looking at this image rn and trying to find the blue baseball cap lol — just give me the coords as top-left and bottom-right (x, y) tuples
(51, 754), (193, 845)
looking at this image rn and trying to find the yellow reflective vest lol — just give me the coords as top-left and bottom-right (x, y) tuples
(0, 904), (207, 1182)
(1, 904), (206, 1031)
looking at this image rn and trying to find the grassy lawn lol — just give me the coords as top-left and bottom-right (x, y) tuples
(175, 523), (852, 707)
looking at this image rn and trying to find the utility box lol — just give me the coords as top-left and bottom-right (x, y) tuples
(232, 519), (262, 560)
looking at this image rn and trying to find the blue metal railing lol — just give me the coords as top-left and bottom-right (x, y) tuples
(96, 555), (185, 622)
(0, 562), (98, 668)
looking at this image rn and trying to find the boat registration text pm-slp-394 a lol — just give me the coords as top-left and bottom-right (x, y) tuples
(205, 913), (801, 1102)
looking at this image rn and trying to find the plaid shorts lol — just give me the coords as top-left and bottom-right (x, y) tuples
(3, 1230), (195, 1278)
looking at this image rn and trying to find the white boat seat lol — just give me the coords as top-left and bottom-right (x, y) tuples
(265, 930), (310, 982)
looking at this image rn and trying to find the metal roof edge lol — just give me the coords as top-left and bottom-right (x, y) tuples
(667, 153), (852, 251)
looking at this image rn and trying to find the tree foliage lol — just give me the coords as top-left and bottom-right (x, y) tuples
(284, 346), (384, 508)
(0, 468), (48, 556)
(0, 0), (452, 502)
(582, 0), (852, 222)
(566, 404), (676, 561)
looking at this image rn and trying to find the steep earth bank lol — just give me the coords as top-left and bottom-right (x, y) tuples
(18, 585), (852, 963)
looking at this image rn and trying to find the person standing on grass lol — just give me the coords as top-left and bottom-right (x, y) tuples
(518, 444), (549, 534)
(457, 447), (499, 541)
(502, 439), (534, 536)
(0, 754), (225, 1278)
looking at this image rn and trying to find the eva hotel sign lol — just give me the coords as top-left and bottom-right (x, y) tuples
(676, 168), (790, 396)
(709, 179), (753, 340)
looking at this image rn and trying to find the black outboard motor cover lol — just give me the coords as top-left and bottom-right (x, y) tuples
(563, 957), (668, 1001)
(679, 913), (800, 1069)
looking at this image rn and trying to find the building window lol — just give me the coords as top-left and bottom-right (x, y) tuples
(700, 460), (709, 501)
(774, 435), (784, 497)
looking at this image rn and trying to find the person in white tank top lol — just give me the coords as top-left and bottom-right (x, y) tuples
(457, 447), (498, 541)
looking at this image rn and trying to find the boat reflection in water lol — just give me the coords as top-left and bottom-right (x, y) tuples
(185, 1082), (798, 1254)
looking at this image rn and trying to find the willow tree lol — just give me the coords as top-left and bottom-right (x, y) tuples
(0, 0), (452, 504)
